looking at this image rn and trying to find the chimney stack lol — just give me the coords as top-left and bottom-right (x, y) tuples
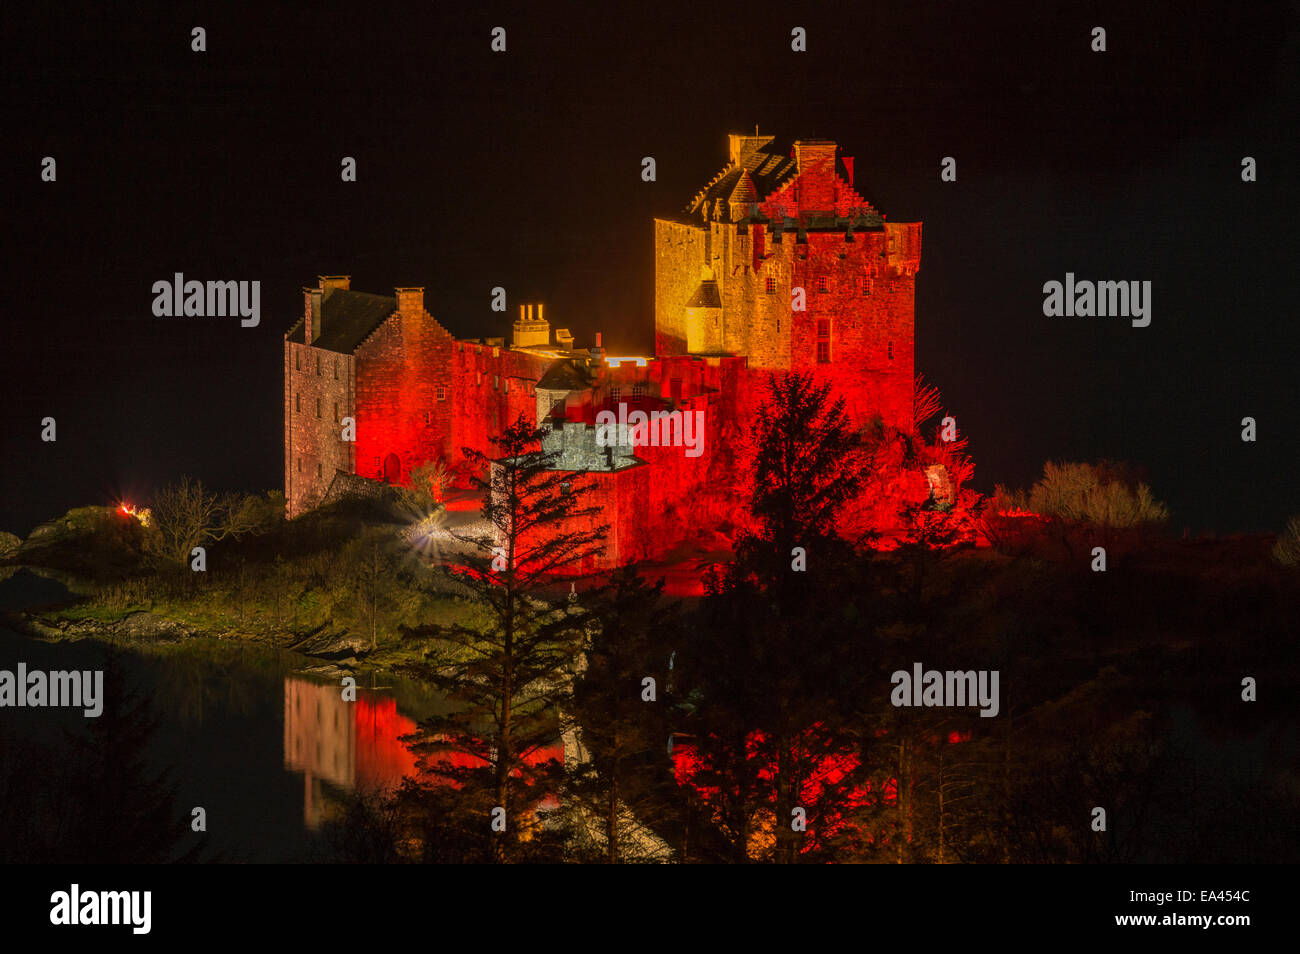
(728, 131), (776, 165)
(793, 140), (838, 211)
(511, 301), (550, 348)
(395, 287), (424, 314)
(318, 275), (351, 292)
(303, 287), (323, 343)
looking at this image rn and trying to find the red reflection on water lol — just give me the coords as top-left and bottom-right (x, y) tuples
(284, 675), (564, 828)
(353, 695), (419, 789)
(285, 676), (421, 828)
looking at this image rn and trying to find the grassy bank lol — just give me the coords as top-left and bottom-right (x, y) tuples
(1, 497), (493, 671)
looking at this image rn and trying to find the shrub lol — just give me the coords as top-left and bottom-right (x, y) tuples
(995, 461), (1169, 529)
(1273, 515), (1300, 567)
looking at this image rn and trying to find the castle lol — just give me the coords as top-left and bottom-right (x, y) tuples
(283, 133), (923, 565)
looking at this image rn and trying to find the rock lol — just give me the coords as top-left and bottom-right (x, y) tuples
(287, 627), (371, 660)
(0, 531), (20, 557)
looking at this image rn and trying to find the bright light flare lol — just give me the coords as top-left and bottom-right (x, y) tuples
(115, 502), (151, 527)
(402, 506), (451, 562)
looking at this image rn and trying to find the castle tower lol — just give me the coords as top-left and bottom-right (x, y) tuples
(683, 267), (724, 353)
(652, 132), (922, 430)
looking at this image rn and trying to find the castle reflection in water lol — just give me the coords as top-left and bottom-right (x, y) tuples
(282, 675), (418, 828)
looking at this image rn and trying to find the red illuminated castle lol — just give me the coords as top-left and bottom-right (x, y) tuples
(284, 133), (925, 564)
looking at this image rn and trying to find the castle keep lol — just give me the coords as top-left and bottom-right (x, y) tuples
(284, 134), (922, 564)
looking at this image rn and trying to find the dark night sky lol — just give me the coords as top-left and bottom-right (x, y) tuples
(2, 1), (1296, 536)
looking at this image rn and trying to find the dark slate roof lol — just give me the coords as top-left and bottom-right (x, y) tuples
(682, 136), (881, 228)
(685, 280), (722, 308)
(285, 289), (397, 353)
(687, 138), (798, 216)
(536, 358), (596, 392)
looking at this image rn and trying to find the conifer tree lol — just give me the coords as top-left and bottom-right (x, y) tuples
(398, 414), (606, 862)
(566, 564), (678, 862)
(675, 372), (879, 862)
(60, 651), (203, 863)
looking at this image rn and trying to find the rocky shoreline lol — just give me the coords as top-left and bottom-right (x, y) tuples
(1, 607), (385, 670)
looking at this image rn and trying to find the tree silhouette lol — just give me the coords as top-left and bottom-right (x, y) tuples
(674, 372), (879, 862)
(58, 651), (202, 863)
(397, 414), (606, 862)
(567, 564), (678, 862)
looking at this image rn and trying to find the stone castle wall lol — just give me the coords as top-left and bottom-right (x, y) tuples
(284, 340), (355, 516)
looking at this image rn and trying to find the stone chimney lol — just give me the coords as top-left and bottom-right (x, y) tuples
(395, 287), (424, 314)
(512, 303), (550, 348)
(728, 131), (775, 165)
(793, 139), (838, 211)
(555, 328), (574, 350)
(318, 275), (351, 292)
(303, 287), (323, 343)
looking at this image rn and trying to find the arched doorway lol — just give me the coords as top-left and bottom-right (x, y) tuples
(382, 453), (401, 484)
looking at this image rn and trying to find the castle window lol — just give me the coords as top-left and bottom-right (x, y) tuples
(295, 393), (301, 413)
(315, 397), (321, 418)
(888, 341), (894, 361)
(817, 340), (831, 364)
(476, 371), (482, 386)
(316, 462), (322, 478)
(765, 276), (776, 294)
(817, 319), (831, 338)
(425, 410), (433, 425)
(333, 402), (339, 422)
(316, 356), (321, 376)
(632, 383), (646, 399)
(333, 359), (339, 380)
(436, 386), (447, 401)
(295, 351), (302, 372)
(817, 276), (829, 293)
(296, 457), (302, 473)
(609, 387), (621, 404)
(862, 278), (873, 297)
(817, 319), (831, 364)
